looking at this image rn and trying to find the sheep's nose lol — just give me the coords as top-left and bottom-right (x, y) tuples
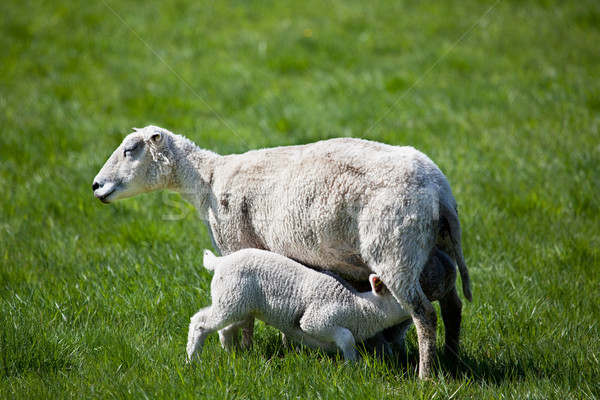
(92, 181), (100, 191)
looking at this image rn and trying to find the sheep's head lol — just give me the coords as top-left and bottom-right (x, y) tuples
(93, 126), (173, 204)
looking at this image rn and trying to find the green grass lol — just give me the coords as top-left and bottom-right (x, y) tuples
(1, 0), (599, 398)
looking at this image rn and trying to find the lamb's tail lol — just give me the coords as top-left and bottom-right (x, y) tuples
(202, 249), (220, 271)
(441, 204), (473, 302)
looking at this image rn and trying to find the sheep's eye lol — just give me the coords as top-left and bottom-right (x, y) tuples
(123, 144), (139, 157)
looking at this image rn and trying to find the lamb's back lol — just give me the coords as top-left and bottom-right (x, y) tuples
(211, 249), (360, 327)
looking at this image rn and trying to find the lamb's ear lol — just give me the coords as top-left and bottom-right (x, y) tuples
(369, 274), (385, 296)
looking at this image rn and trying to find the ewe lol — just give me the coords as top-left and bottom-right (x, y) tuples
(187, 248), (412, 362)
(93, 125), (471, 379)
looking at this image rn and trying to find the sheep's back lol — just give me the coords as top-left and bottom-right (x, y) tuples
(208, 138), (454, 279)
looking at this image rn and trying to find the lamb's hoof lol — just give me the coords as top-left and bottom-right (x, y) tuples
(342, 354), (359, 364)
(185, 353), (196, 365)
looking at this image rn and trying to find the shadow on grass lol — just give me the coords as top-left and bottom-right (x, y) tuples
(255, 334), (542, 386)
(390, 346), (561, 386)
(390, 346), (539, 385)
(206, 328), (557, 387)
(439, 351), (526, 384)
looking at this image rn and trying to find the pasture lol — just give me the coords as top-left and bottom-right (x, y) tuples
(1, 0), (599, 398)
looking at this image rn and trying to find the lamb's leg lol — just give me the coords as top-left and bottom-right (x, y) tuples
(302, 322), (358, 361)
(382, 319), (413, 358)
(218, 325), (238, 351)
(187, 307), (218, 362)
(218, 315), (254, 350)
(240, 316), (255, 348)
(439, 286), (462, 363)
(361, 332), (394, 359)
(187, 307), (247, 362)
(300, 314), (358, 361)
(314, 326), (357, 361)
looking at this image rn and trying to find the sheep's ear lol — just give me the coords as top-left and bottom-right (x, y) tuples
(369, 274), (385, 296)
(150, 131), (164, 145)
(144, 129), (166, 148)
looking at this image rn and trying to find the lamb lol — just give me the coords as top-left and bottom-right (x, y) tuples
(191, 246), (460, 361)
(187, 248), (412, 362)
(93, 125), (472, 378)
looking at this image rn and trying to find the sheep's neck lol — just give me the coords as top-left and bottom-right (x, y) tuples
(167, 135), (219, 211)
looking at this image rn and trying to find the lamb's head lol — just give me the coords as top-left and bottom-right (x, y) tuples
(369, 275), (389, 297)
(369, 274), (408, 318)
(93, 126), (174, 204)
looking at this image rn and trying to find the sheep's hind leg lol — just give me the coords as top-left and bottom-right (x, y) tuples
(404, 286), (437, 379)
(361, 332), (394, 359)
(378, 266), (437, 379)
(439, 286), (462, 364)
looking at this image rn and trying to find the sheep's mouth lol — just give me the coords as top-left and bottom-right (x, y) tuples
(95, 188), (116, 204)
(98, 189), (115, 203)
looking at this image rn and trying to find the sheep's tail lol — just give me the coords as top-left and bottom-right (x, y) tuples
(203, 249), (220, 271)
(441, 203), (473, 302)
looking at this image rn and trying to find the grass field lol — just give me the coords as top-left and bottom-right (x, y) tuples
(1, 0), (599, 398)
